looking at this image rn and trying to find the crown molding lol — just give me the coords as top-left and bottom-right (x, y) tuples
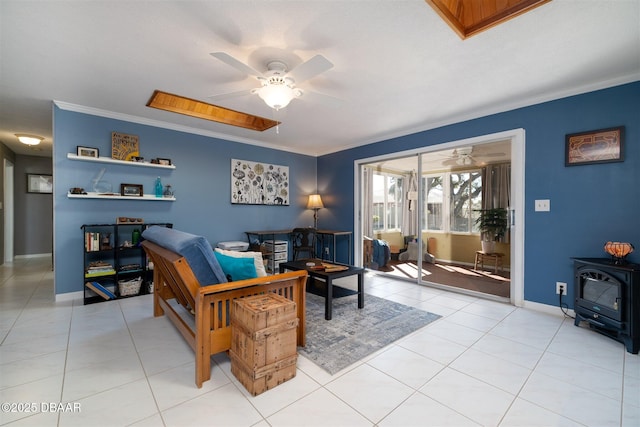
(52, 101), (310, 156)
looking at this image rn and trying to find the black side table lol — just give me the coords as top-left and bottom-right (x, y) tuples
(280, 259), (364, 320)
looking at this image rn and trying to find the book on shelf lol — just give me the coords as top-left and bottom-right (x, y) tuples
(118, 263), (142, 272)
(85, 261), (116, 277)
(85, 281), (116, 300)
(85, 232), (101, 251)
(85, 269), (116, 278)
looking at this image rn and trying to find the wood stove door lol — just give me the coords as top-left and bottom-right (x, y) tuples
(575, 267), (623, 323)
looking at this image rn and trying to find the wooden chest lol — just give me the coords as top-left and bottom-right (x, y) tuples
(230, 293), (298, 396)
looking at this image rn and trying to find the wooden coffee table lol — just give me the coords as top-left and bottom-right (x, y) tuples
(279, 259), (364, 320)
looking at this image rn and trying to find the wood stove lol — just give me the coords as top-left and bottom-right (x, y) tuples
(573, 258), (640, 354)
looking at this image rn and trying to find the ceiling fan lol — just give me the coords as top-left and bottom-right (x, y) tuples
(209, 52), (334, 110)
(442, 146), (504, 166)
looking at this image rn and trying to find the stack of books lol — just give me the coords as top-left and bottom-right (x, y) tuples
(85, 261), (116, 278)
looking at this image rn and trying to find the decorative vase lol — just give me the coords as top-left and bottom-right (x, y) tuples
(155, 177), (163, 198)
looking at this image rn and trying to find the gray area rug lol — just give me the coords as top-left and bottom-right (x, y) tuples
(298, 292), (441, 375)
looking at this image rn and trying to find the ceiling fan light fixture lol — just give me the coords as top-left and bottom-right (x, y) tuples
(15, 134), (43, 146)
(257, 76), (303, 110)
(258, 84), (294, 110)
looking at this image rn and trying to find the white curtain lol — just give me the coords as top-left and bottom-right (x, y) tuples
(401, 170), (418, 237)
(362, 166), (373, 237)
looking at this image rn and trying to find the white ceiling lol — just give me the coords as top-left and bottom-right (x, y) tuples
(1, 1), (638, 158)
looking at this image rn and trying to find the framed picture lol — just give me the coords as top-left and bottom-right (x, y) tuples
(566, 126), (624, 166)
(111, 132), (140, 161)
(27, 173), (53, 194)
(231, 159), (289, 205)
(120, 183), (143, 197)
(77, 146), (99, 158)
(157, 158), (172, 166)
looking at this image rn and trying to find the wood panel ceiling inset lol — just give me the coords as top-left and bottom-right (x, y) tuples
(425, 0), (552, 39)
(146, 90), (279, 132)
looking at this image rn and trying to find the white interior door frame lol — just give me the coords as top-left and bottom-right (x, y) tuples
(4, 158), (15, 263)
(353, 128), (525, 306)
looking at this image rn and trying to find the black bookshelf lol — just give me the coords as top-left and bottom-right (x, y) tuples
(82, 222), (172, 304)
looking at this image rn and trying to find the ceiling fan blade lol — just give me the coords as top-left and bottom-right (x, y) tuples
(286, 54), (333, 84)
(210, 52), (263, 77)
(208, 89), (254, 101)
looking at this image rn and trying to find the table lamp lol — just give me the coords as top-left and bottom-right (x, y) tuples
(307, 194), (324, 229)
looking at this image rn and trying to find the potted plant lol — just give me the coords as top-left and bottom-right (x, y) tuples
(474, 208), (508, 253)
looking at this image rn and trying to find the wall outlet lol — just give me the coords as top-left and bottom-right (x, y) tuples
(556, 281), (567, 295)
(325, 247), (330, 255)
(535, 199), (550, 212)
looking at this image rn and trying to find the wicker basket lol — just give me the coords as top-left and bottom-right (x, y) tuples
(118, 277), (142, 296)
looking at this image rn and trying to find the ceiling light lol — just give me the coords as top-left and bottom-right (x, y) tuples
(255, 75), (302, 110)
(16, 134), (43, 146)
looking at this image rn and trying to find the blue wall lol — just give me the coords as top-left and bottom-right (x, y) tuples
(53, 106), (318, 296)
(317, 82), (640, 307)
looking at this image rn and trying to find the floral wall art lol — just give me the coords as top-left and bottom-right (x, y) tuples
(231, 159), (289, 205)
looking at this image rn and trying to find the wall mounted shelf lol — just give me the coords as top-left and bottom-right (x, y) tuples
(67, 153), (176, 169)
(68, 192), (175, 201)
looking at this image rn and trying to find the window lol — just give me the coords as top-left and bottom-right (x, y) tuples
(372, 172), (404, 232)
(450, 171), (482, 232)
(422, 170), (482, 233)
(422, 176), (443, 230)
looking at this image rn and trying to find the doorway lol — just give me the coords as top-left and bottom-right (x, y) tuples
(354, 129), (525, 306)
(4, 158), (15, 264)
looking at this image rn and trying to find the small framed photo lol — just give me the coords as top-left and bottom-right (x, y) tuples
(120, 183), (144, 197)
(566, 126), (624, 166)
(27, 174), (53, 194)
(157, 158), (172, 166)
(77, 146), (99, 158)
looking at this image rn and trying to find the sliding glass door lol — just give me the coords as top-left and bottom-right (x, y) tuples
(356, 134), (520, 303)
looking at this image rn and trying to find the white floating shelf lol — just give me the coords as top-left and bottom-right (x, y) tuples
(68, 192), (176, 201)
(67, 153), (176, 169)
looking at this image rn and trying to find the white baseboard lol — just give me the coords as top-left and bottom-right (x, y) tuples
(55, 290), (83, 303)
(522, 299), (575, 318)
(15, 253), (52, 259)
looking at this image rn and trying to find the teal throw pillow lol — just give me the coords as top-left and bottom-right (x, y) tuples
(213, 251), (257, 282)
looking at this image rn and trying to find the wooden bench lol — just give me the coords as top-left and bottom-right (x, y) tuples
(474, 250), (504, 273)
(141, 240), (308, 388)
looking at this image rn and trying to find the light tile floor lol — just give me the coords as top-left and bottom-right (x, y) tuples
(1, 257), (638, 426)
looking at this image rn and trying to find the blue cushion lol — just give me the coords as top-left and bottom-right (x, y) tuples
(142, 226), (227, 286)
(213, 252), (257, 281)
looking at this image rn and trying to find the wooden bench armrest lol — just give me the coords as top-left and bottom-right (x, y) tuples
(197, 270), (308, 295)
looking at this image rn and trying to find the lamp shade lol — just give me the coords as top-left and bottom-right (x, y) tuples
(307, 194), (324, 210)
